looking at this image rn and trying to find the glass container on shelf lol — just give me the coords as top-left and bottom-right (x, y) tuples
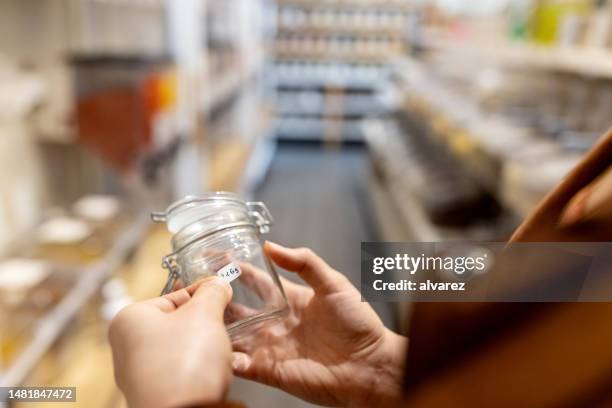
(32, 195), (125, 267)
(0, 259), (74, 367)
(32, 216), (100, 266)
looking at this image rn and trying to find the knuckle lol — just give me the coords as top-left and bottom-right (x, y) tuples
(297, 247), (315, 259)
(208, 283), (227, 299)
(334, 271), (352, 287)
(195, 282), (229, 304)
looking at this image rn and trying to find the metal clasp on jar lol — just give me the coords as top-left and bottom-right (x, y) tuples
(160, 254), (180, 295)
(246, 201), (273, 234)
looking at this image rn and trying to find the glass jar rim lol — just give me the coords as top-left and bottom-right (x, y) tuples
(153, 192), (245, 222)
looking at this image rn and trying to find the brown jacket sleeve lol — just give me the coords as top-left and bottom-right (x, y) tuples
(510, 128), (612, 243)
(402, 130), (612, 408)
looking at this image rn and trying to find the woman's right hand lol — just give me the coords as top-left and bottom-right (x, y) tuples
(232, 242), (408, 408)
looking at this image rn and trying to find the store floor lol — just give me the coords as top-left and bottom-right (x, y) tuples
(228, 142), (395, 407)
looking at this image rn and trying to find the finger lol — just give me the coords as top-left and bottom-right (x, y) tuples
(278, 275), (311, 299)
(241, 261), (311, 303)
(172, 280), (184, 291)
(185, 276), (233, 319)
(231, 352), (255, 378)
(232, 351), (282, 388)
(184, 276), (218, 296)
(238, 262), (276, 301)
(142, 287), (192, 313)
(560, 166), (612, 226)
(162, 288), (193, 309)
(264, 241), (345, 294)
(232, 328), (268, 353)
(142, 276), (222, 312)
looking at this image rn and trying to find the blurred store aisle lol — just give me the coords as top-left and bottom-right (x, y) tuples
(227, 142), (394, 407)
(256, 143), (377, 279)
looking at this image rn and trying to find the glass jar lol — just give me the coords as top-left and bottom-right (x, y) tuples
(152, 192), (288, 339)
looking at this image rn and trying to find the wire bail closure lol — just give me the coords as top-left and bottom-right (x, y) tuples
(247, 201), (273, 234)
(160, 255), (180, 295)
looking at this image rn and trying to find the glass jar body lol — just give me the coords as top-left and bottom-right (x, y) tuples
(178, 225), (288, 338)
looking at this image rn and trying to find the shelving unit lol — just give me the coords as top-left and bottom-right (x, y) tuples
(0, 0), (276, 401)
(363, 119), (517, 242)
(273, 0), (409, 142)
(165, 0), (275, 195)
(426, 32), (612, 81)
(276, 0), (412, 12)
(0, 217), (150, 390)
(364, 55), (587, 240)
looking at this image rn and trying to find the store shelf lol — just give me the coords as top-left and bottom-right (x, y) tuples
(0, 0), (280, 404)
(0, 216), (150, 389)
(275, 77), (386, 90)
(278, 27), (405, 39)
(209, 106), (276, 192)
(276, 116), (364, 142)
(88, 0), (165, 10)
(273, 62), (389, 90)
(363, 119), (516, 241)
(401, 97), (502, 195)
(276, 107), (384, 118)
(273, 0), (401, 143)
(277, 0), (412, 12)
(205, 69), (243, 112)
(276, 91), (386, 117)
(274, 50), (401, 64)
(202, 55), (264, 115)
(392, 56), (585, 220)
(428, 37), (612, 80)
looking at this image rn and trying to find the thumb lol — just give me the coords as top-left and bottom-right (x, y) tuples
(185, 276), (233, 320)
(232, 352), (256, 379)
(264, 241), (347, 294)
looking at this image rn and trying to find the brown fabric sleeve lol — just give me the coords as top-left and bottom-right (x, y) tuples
(510, 128), (612, 243)
(401, 129), (612, 407)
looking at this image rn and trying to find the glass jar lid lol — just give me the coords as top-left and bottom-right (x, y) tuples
(151, 192), (273, 254)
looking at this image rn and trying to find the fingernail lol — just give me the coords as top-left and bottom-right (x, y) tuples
(213, 276), (233, 298)
(560, 187), (591, 227)
(195, 276), (232, 298)
(232, 353), (250, 372)
(265, 241), (284, 250)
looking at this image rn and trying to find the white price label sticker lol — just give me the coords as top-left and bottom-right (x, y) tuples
(217, 262), (242, 283)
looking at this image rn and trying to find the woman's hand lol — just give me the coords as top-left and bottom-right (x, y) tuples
(232, 242), (408, 408)
(109, 277), (233, 408)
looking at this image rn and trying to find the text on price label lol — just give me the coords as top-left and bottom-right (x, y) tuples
(217, 262), (242, 283)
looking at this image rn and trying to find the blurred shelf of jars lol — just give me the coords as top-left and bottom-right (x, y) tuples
(0, 0), (276, 404)
(272, 0), (410, 142)
(365, 0), (612, 243)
